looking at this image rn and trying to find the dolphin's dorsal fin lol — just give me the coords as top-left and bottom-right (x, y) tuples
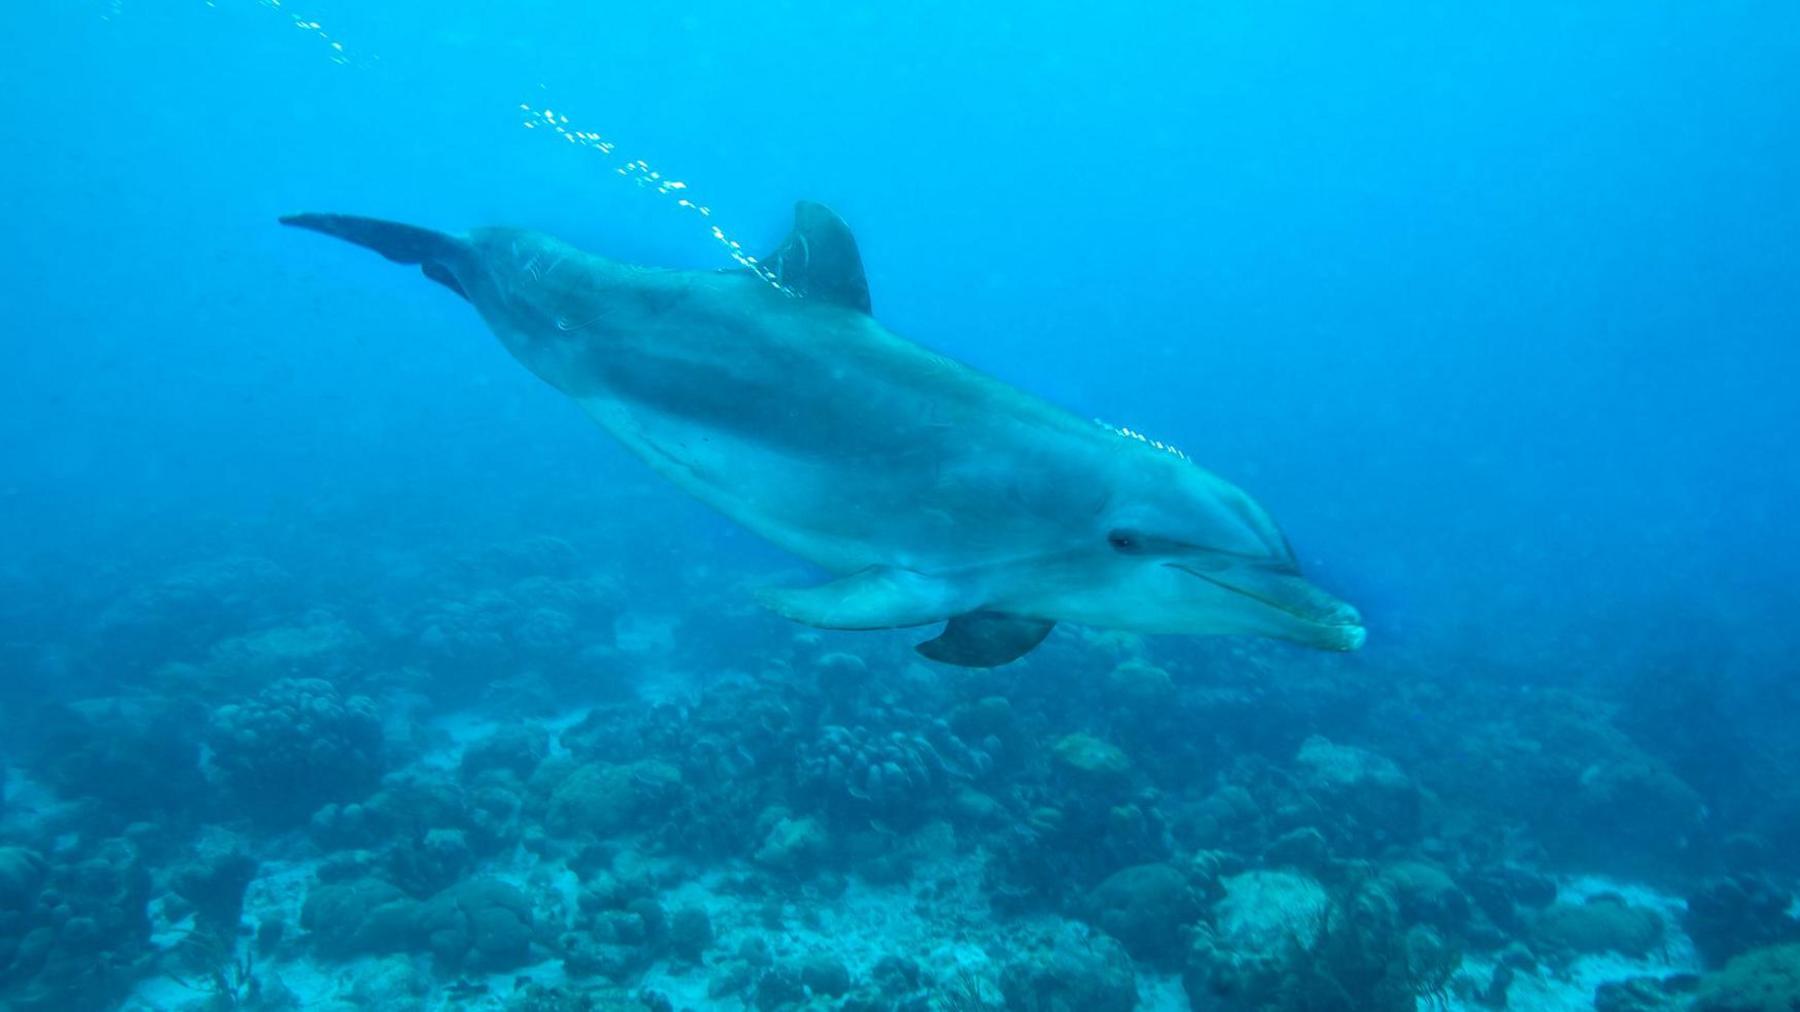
(759, 201), (871, 314)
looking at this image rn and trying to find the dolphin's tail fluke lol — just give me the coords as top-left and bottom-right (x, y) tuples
(279, 213), (472, 301)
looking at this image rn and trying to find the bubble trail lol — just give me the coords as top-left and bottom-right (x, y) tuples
(1094, 419), (1190, 461)
(251, 0), (355, 65)
(520, 102), (794, 296)
(173, 0), (362, 65)
(118, 5), (766, 288)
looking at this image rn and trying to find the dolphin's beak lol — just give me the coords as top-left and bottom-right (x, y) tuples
(1169, 560), (1366, 651)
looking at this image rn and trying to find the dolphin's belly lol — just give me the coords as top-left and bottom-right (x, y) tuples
(574, 381), (1104, 576)
(497, 271), (1121, 575)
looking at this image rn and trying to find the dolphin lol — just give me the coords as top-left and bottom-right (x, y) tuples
(280, 202), (1365, 666)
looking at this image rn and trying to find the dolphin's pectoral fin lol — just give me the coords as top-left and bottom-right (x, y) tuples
(915, 612), (1056, 667)
(757, 201), (872, 314)
(757, 566), (968, 630)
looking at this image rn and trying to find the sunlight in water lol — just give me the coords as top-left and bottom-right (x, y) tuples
(520, 102), (794, 296)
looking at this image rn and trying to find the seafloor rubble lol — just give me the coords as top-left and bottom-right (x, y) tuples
(1, 539), (1797, 1011)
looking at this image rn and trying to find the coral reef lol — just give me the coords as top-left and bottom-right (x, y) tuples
(798, 718), (993, 825)
(417, 878), (537, 971)
(1692, 943), (1800, 1012)
(1533, 895), (1666, 959)
(207, 677), (386, 826)
(0, 837), (152, 1011)
(1686, 875), (1800, 968)
(999, 921), (1138, 1012)
(1085, 861), (1198, 965)
(4, 532), (1791, 1011)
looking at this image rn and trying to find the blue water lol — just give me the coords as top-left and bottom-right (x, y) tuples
(2, 2), (1797, 1010)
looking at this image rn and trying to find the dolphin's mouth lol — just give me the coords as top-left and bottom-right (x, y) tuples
(1168, 560), (1366, 650)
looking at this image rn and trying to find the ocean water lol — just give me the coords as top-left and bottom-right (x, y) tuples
(1, 2), (1797, 1010)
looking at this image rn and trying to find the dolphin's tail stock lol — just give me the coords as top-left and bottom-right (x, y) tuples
(279, 213), (473, 301)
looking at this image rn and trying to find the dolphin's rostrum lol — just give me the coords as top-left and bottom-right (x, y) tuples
(281, 203), (1365, 665)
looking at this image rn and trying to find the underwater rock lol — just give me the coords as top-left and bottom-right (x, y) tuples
(418, 878), (536, 972)
(1375, 860), (1472, 936)
(168, 826), (258, 936)
(481, 534), (585, 578)
(1186, 783), (1268, 854)
(1573, 754), (1707, 866)
(1105, 658), (1176, 707)
(1294, 735), (1423, 848)
(1214, 869), (1332, 952)
(561, 887), (670, 983)
(413, 571), (625, 699)
(798, 720), (992, 825)
(546, 760), (683, 838)
(1000, 920), (1137, 1012)
(1262, 825), (1331, 873)
(667, 904), (713, 962)
(1420, 690), (1705, 876)
(1595, 974), (1701, 1012)
(89, 556), (295, 674)
(0, 836), (152, 1012)
(300, 876), (423, 958)
(753, 963), (808, 1010)
(352, 767), (496, 850)
(344, 952), (433, 1007)
(707, 958), (755, 999)
(460, 723), (550, 784)
(0, 846), (47, 910)
(207, 677), (385, 827)
(799, 951), (853, 997)
(1692, 943), (1800, 1012)
(871, 953), (922, 996)
(1084, 861), (1199, 966)
(814, 650), (871, 701)
(309, 800), (381, 852)
(987, 778), (1175, 915)
(561, 928), (643, 982)
(387, 826), (475, 898)
(30, 692), (209, 826)
(1685, 875), (1800, 968)
(1532, 894), (1666, 959)
(950, 694), (1017, 743)
(951, 786), (1007, 827)
(1213, 873), (1459, 1012)
(1466, 862), (1558, 935)
(416, 595), (511, 682)
(1051, 733), (1132, 780)
(202, 614), (366, 690)
(754, 813), (830, 870)
(1183, 869), (1330, 1010)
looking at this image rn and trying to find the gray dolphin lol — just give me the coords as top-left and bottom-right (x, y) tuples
(281, 202), (1364, 666)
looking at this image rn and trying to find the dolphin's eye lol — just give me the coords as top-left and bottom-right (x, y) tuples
(1107, 529), (1140, 553)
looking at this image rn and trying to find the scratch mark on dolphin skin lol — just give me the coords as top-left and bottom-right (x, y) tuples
(554, 309), (614, 333)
